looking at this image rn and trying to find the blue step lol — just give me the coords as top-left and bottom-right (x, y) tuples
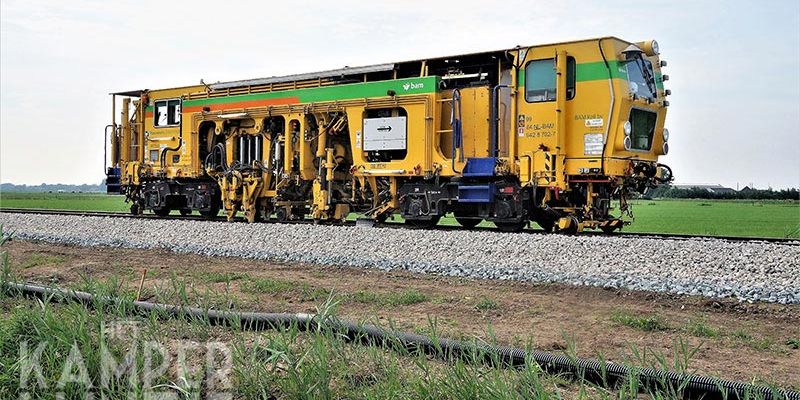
(463, 157), (496, 177)
(458, 184), (494, 203)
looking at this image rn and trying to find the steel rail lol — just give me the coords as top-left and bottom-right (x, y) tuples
(1, 208), (798, 245)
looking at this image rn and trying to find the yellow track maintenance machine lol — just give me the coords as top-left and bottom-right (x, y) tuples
(105, 36), (673, 233)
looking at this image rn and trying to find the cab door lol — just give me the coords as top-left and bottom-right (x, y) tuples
(515, 47), (574, 188)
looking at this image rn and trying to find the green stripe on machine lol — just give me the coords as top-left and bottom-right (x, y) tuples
(145, 63), (660, 111)
(517, 60), (629, 87)
(182, 76), (439, 108)
(577, 60), (628, 81)
(655, 72), (665, 91)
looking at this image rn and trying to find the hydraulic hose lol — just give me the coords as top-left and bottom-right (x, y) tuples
(204, 143), (228, 174)
(3, 281), (797, 400)
(656, 163), (674, 183)
(598, 38), (614, 176)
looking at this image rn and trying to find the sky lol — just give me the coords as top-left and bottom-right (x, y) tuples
(1, 0), (799, 189)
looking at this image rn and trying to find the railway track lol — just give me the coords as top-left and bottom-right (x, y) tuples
(3, 206), (798, 304)
(1, 207), (798, 245)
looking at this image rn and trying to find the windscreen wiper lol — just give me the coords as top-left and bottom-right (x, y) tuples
(634, 55), (657, 97)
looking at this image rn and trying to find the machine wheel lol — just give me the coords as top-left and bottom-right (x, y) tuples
(130, 203), (142, 216)
(405, 215), (441, 229)
(601, 224), (619, 234)
(375, 213), (389, 224)
(252, 209), (266, 222)
(495, 220), (527, 233)
(275, 207), (289, 222)
(258, 203), (273, 222)
(534, 219), (555, 233)
(154, 207), (171, 217)
(200, 204), (220, 219)
(179, 208), (191, 216)
(455, 217), (481, 229)
(291, 207), (307, 221)
(557, 216), (580, 235)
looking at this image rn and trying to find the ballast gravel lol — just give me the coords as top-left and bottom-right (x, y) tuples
(1, 213), (798, 304)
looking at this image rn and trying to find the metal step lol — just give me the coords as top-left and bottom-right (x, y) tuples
(458, 183), (494, 203)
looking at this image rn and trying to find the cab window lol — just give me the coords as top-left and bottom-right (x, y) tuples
(154, 99), (181, 127)
(629, 108), (657, 151)
(625, 57), (656, 99)
(525, 57), (575, 102)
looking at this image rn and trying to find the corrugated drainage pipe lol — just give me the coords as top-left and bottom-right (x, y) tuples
(4, 282), (797, 400)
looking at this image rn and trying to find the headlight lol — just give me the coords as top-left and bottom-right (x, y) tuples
(663, 128), (669, 142)
(623, 121), (632, 136)
(662, 142), (669, 155)
(584, 133), (604, 155)
(623, 136), (632, 151)
(635, 40), (660, 56)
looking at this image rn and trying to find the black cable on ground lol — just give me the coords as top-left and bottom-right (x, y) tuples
(4, 281), (797, 400)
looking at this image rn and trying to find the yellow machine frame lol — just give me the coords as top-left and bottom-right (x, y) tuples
(106, 36), (672, 233)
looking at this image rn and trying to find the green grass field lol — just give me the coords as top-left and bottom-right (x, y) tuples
(1, 192), (798, 238)
(621, 199), (799, 238)
(0, 192), (130, 212)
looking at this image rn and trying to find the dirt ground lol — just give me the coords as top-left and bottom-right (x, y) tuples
(4, 239), (799, 389)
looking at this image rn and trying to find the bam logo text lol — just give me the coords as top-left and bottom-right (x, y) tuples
(402, 82), (424, 91)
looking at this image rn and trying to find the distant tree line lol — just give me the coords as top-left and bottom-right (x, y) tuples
(646, 185), (800, 200)
(0, 183), (105, 193)
(1, 182), (798, 200)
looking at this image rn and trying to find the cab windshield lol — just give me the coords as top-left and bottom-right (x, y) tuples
(625, 57), (656, 99)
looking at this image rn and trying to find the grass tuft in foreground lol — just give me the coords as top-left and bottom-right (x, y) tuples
(611, 310), (671, 332)
(349, 289), (429, 306)
(684, 319), (720, 338)
(474, 296), (499, 311)
(20, 252), (67, 269)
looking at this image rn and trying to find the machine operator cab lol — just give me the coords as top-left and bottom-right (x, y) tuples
(508, 38), (672, 232)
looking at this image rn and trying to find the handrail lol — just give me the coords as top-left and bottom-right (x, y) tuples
(490, 85), (510, 157)
(103, 124), (114, 172)
(450, 89), (463, 173)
